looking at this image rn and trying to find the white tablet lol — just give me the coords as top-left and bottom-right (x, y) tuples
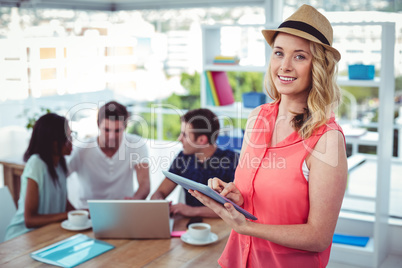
(162, 170), (257, 220)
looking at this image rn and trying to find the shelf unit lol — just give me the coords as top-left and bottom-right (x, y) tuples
(201, 22), (396, 267)
(201, 23), (275, 120)
(331, 22), (395, 268)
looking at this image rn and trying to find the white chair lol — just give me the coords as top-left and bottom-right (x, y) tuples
(0, 186), (17, 243)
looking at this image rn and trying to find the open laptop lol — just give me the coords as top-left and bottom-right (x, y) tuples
(88, 200), (173, 239)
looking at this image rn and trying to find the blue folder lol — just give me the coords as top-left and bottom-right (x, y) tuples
(333, 233), (370, 247)
(30, 234), (114, 267)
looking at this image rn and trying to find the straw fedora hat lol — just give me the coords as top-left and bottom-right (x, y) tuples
(262, 4), (341, 61)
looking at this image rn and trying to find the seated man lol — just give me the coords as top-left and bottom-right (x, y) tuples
(151, 108), (239, 217)
(68, 101), (150, 209)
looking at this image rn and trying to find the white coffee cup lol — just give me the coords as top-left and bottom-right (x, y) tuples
(68, 210), (89, 227)
(188, 223), (211, 241)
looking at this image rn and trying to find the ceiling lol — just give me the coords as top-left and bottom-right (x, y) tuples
(0, 0), (269, 11)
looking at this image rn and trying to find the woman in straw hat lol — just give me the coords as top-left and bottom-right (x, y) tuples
(190, 4), (347, 267)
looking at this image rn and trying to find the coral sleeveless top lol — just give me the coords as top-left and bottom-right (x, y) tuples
(218, 103), (344, 268)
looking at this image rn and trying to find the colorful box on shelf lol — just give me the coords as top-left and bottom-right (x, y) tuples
(348, 64), (375, 80)
(242, 92), (266, 108)
(217, 135), (243, 152)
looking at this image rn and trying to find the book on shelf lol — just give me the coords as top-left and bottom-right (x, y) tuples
(214, 55), (237, 60)
(210, 71), (235, 106)
(30, 234), (114, 268)
(206, 71), (220, 106)
(213, 55), (239, 65)
(213, 60), (239, 65)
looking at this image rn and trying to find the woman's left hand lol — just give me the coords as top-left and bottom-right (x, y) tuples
(189, 189), (249, 234)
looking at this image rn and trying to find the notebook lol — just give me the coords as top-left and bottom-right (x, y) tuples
(31, 234), (114, 267)
(88, 200), (173, 239)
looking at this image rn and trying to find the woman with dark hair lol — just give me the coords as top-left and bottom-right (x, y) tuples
(5, 113), (75, 240)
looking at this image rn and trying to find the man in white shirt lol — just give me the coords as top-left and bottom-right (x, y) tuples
(68, 101), (150, 209)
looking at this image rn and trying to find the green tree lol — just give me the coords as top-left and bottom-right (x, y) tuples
(227, 71), (264, 102)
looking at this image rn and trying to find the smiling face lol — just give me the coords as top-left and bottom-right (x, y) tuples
(270, 32), (313, 102)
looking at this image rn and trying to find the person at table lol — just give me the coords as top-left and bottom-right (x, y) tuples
(67, 101), (150, 209)
(151, 108), (239, 217)
(190, 5), (348, 267)
(5, 113), (75, 241)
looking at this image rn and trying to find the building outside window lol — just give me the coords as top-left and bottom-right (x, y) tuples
(0, 2), (401, 220)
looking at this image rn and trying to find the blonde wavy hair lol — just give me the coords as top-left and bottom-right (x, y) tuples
(264, 41), (341, 139)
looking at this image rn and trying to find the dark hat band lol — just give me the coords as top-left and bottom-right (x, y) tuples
(278, 20), (330, 46)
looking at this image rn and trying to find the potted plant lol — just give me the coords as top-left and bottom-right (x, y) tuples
(19, 107), (52, 130)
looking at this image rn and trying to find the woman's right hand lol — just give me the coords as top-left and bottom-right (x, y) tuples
(208, 178), (244, 207)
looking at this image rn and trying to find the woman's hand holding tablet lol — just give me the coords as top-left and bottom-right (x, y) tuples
(162, 171), (257, 220)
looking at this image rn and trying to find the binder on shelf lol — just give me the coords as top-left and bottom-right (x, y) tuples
(204, 72), (216, 106)
(30, 234), (114, 267)
(206, 71), (220, 106)
(210, 71), (235, 106)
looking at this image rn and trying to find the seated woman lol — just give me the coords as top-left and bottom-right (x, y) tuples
(5, 113), (75, 241)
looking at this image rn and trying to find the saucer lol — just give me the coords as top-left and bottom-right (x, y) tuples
(61, 219), (92, 231)
(181, 232), (218, 246)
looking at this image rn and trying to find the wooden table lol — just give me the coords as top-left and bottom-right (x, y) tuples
(0, 156), (25, 207)
(0, 217), (231, 267)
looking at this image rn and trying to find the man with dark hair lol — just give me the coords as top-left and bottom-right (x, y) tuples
(68, 101), (150, 209)
(151, 108), (239, 217)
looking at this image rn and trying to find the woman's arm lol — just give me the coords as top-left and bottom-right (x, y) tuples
(192, 130), (347, 252)
(24, 178), (69, 228)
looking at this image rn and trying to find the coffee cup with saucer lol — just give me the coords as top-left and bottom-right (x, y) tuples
(61, 210), (92, 231)
(181, 223), (218, 246)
